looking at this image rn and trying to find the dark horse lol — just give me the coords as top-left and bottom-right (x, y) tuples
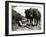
(25, 8), (41, 26)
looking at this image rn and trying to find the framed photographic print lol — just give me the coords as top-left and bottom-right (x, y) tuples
(5, 1), (45, 36)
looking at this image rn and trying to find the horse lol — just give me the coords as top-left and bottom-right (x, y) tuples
(25, 8), (41, 26)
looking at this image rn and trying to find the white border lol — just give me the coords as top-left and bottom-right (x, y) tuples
(9, 2), (44, 35)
